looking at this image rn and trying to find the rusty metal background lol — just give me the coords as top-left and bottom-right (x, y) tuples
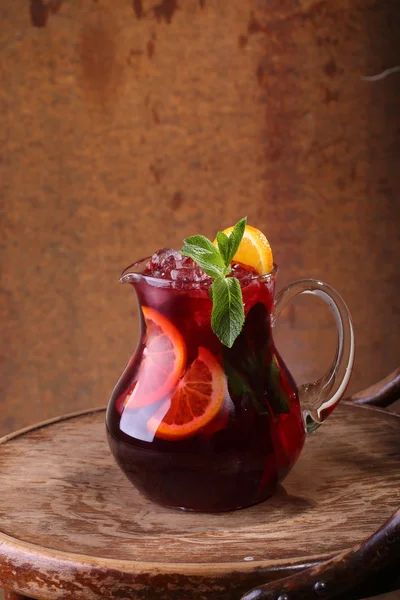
(0, 0), (399, 435)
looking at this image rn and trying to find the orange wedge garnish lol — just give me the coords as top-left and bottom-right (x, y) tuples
(124, 307), (187, 409)
(217, 224), (273, 274)
(148, 347), (226, 440)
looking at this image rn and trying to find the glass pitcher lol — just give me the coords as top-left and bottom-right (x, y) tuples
(106, 259), (354, 512)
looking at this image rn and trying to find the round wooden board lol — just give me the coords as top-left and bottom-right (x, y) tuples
(0, 403), (398, 600)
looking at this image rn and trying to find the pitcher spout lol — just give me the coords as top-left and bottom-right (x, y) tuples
(120, 263), (142, 285)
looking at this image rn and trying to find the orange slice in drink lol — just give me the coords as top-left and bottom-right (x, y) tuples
(124, 306), (187, 409)
(217, 224), (273, 274)
(148, 347), (226, 440)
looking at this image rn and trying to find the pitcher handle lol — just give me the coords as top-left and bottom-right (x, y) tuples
(272, 279), (355, 433)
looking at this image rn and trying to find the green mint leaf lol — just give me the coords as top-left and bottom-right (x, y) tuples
(182, 235), (225, 278)
(180, 218), (247, 347)
(216, 231), (230, 267)
(211, 277), (244, 348)
(227, 217), (247, 264)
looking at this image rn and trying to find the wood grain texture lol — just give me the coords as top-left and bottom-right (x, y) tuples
(0, 0), (400, 437)
(352, 368), (400, 409)
(0, 403), (398, 599)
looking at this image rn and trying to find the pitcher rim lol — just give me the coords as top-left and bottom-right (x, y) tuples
(120, 257), (278, 288)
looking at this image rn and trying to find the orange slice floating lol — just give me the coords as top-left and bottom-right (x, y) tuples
(217, 224), (273, 275)
(124, 306), (187, 410)
(148, 347), (226, 440)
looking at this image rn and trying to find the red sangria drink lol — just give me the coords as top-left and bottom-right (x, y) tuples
(106, 221), (306, 512)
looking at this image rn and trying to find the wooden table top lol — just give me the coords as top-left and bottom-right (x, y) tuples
(0, 402), (398, 600)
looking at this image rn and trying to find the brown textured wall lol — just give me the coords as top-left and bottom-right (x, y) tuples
(0, 0), (399, 435)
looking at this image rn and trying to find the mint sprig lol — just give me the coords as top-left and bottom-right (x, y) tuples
(181, 217), (247, 347)
(211, 277), (244, 347)
(181, 234), (226, 278)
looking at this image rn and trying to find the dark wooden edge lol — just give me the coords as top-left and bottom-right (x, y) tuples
(241, 508), (400, 600)
(0, 406), (107, 447)
(350, 368), (400, 408)
(0, 528), (324, 577)
(0, 533), (322, 600)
